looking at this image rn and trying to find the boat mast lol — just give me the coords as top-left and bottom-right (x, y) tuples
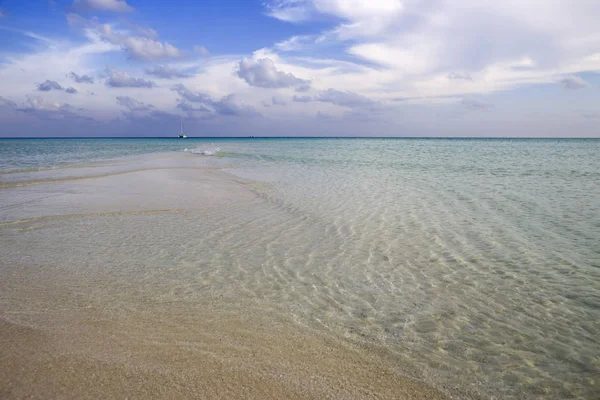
(180, 116), (183, 135)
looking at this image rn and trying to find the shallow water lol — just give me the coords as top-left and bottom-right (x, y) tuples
(1, 138), (599, 399)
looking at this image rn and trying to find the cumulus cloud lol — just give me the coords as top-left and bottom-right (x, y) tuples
(37, 80), (64, 92)
(236, 58), (310, 89)
(68, 14), (182, 61)
(116, 96), (153, 112)
(72, 0), (134, 13)
(105, 67), (155, 88)
(461, 98), (493, 111)
(171, 84), (259, 117)
(97, 23), (182, 61)
(69, 71), (94, 83)
(560, 76), (588, 90)
(65, 87), (78, 94)
(145, 65), (189, 79)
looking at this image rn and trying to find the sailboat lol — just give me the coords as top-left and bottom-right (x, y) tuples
(178, 116), (187, 138)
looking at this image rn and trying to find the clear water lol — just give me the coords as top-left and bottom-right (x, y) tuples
(1, 138), (599, 399)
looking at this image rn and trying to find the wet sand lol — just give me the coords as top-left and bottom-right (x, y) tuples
(0, 156), (450, 399)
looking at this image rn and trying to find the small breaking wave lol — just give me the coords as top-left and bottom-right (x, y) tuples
(184, 146), (222, 156)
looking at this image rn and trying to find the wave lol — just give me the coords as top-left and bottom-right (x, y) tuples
(184, 146), (222, 156)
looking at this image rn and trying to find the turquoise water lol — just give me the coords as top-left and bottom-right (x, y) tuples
(1, 138), (599, 398)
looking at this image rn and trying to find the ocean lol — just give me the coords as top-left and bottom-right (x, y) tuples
(1, 138), (599, 399)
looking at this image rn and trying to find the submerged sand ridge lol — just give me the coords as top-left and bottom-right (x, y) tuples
(0, 154), (451, 399)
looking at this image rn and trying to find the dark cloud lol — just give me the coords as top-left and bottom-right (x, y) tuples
(145, 65), (189, 79)
(560, 76), (588, 90)
(105, 67), (155, 88)
(65, 87), (78, 94)
(37, 80), (64, 92)
(69, 71), (94, 84)
(236, 57), (310, 89)
(461, 98), (493, 110)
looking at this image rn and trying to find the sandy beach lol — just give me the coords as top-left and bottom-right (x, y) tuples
(0, 154), (450, 399)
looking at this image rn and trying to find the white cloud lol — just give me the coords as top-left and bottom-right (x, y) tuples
(72, 0), (134, 13)
(68, 14), (182, 61)
(105, 67), (155, 88)
(97, 23), (182, 61)
(560, 76), (588, 90)
(194, 45), (210, 56)
(236, 57), (310, 89)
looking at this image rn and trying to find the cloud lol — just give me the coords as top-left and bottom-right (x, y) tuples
(72, 0), (134, 13)
(236, 58), (310, 89)
(105, 67), (155, 88)
(560, 76), (588, 90)
(293, 94), (313, 103)
(97, 23), (182, 61)
(448, 73), (473, 81)
(194, 45), (210, 56)
(264, 0), (311, 22)
(272, 96), (287, 106)
(213, 94), (260, 117)
(116, 96), (153, 112)
(177, 101), (211, 113)
(316, 89), (378, 108)
(0, 8), (5, 18)
(37, 80), (64, 92)
(16, 96), (89, 120)
(68, 14), (183, 61)
(171, 84), (259, 117)
(0, 96), (17, 108)
(65, 87), (78, 94)
(69, 71), (94, 83)
(145, 65), (189, 79)
(172, 84), (212, 103)
(461, 98), (493, 111)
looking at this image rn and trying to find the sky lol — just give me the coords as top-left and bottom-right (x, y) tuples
(0, 0), (599, 137)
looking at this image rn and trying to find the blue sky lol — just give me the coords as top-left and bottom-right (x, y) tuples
(0, 0), (599, 137)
